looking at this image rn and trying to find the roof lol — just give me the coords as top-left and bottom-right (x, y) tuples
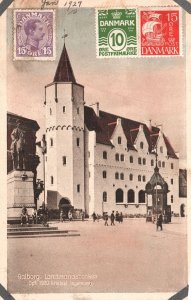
(7, 111), (40, 131)
(54, 44), (76, 83)
(84, 107), (178, 159)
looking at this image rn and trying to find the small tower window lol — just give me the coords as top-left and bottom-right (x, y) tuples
(171, 195), (173, 203)
(63, 106), (66, 113)
(140, 142), (144, 149)
(51, 176), (54, 185)
(115, 172), (119, 180)
(143, 175), (146, 182)
(63, 156), (66, 165)
(130, 156), (133, 163)
(50, 138), (53, 147)
(77, 184), (80, 193)
(143, 158), (146, 165)
(103, 151), (107, 159)
(138, 175), (141, 182)
(103, 192), (107, 202)
(138, 157), (142, 165)
(50, 108), (52, 115)
(151, 159), (154, 166)
(129, 174), (133, 181)
(76, 138), (80, 147)
(118, 136), (122, 144)
(115, 153), (119, 161)
(171, 163), (174, 169)
(77, 107), (79, 114)
(103, 171), (107, 179)
(120, 173), (124, 180)
(121, 154), (124, 161)
(171, 178), (173, 185)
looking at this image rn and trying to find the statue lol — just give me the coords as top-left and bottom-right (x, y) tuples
(10, 120), (26, 170)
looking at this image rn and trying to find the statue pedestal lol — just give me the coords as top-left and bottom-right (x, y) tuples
(7, 170), (35, 218)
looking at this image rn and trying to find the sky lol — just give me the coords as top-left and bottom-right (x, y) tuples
(7, 8), (186, 166)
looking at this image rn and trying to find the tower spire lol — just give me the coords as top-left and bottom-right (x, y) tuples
(54, 39), (76, 83)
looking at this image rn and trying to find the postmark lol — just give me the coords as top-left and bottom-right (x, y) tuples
(140, 8), (182, 56)
(96, 8), (137, 58)
(13, 9), (55, 60)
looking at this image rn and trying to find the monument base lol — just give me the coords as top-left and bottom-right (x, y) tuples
(7, 170), (35, 218)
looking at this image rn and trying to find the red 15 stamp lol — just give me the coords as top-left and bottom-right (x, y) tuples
(140, 9), (181, 56)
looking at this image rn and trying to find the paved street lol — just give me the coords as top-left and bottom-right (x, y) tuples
(7, 217), (187, 294)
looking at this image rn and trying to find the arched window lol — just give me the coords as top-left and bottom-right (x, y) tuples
(103, 151), (107, 159)
(103, 171), (107, 178)
(138, 175), (141, 181)
(139, 190), (145, 203)
(120, 173), (124, 180)
(103, 192), (107, 202)
(138, 157), (142, 165)
(51, 176), (54, 184)
(121, 154), (124, 161)
(128, 189), (135, 203)
(143, 158), (146, 165)
(116, 189), (123, 203)
(130, 156), (133, 163)
(143, 175), (146, 182)
(162, 161), (165, 168)
(118, 136), (122, 144)
(129, 174), (133, 181)
(115, 153), (119, 161)
(151, 159), (154, 166)
(140, 142), (144, 149)
(115, 172), (119, 179)
(50, 138), (53, 147)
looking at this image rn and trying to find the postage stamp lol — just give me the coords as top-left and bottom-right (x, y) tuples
(96, 8), (137, 58)
(140, 8), (182, 56)
(13, 9), (55, 60)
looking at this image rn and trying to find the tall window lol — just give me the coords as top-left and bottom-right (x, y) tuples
(103, 192), (107, 202)
(118, 136), (122, 144)
(76, 138), (80, 147)
(63, 106), (66, 113)
(171, 195), (173, 203)
(129, 174), (133, 181)
(171, 163), (174, 169)
(139, 190), (145, 203)
(143, 175), (146, 182)
(103, 151), (107, 159)
(77, 184), (80, 193)
(171, 178), (173, 184)
(162, 161), (165, 168)
(50, 138), (53, 147)
(77, 107), (79, 114)
(128, 189), (135, 203)
(138, 157), (142, 165)
(138, 175), (141, 181)
(62, 156), (66, 165)
(121, 154), (124, 161)
(120, 173), (124, 180)
(143, 158), (146, 165)
(116, 189), (123, 203)
(51, 176), (54, 185)
(151, 159), (154, 166)
(140, 142), (144, 149)
(115, 172), (119, 180)
(130, 156), (133, 163)
(115, 153), (119, 161)
(103, 171), (107, 178)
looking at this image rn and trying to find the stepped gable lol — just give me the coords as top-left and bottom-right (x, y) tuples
(54, 44), (76, 83)
(84, 107), (178, 159)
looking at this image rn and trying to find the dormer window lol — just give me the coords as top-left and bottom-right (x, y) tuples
(118, 137), (122, 144)
(140, 142), (144, 149)
(160, 146), (163, 153)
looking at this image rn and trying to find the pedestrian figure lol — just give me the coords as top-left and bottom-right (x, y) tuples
(157, 213), (163, 231)
(119, 212), (123, 223)
(115, 211), (119, 222)
(110, 211), (115, 226)
(81, 210), (85, 221)
(104, 213), (109, 226)
(20, 205), (29, 225)
(32, 208), (37, 224)
(68, 210), (73, 221)
(92, 212), (97, 222)
(60, 209), (64, 222)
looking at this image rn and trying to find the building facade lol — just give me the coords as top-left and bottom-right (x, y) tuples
(44, 45), (180, 216)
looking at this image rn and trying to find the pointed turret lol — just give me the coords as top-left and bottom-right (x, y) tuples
(54, 44), (76, 83)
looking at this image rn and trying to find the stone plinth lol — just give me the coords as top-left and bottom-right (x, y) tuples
(7, 170), (35, 218)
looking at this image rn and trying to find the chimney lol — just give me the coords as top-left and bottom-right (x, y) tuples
(96, 102), (99, 117)
(156, 124), (163, 133)
(145, 119), (152, 131)
(117, 118), (122, 126)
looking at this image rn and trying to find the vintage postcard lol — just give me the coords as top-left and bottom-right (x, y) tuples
(0, 0), (190, 299)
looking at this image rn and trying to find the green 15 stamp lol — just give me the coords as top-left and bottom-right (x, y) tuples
(96, 9), (137, 58)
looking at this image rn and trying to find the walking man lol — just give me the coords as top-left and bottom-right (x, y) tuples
(157, 213), (163, 231)
(110, 211), (115, 226)
(104, 213), (109, 226)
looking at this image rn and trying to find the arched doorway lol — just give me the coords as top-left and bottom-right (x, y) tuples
(127, 189), (135, 203)
(138, 190), (145, 203)
(116, 189), (123, 203)
(59, 198), (73, 219)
